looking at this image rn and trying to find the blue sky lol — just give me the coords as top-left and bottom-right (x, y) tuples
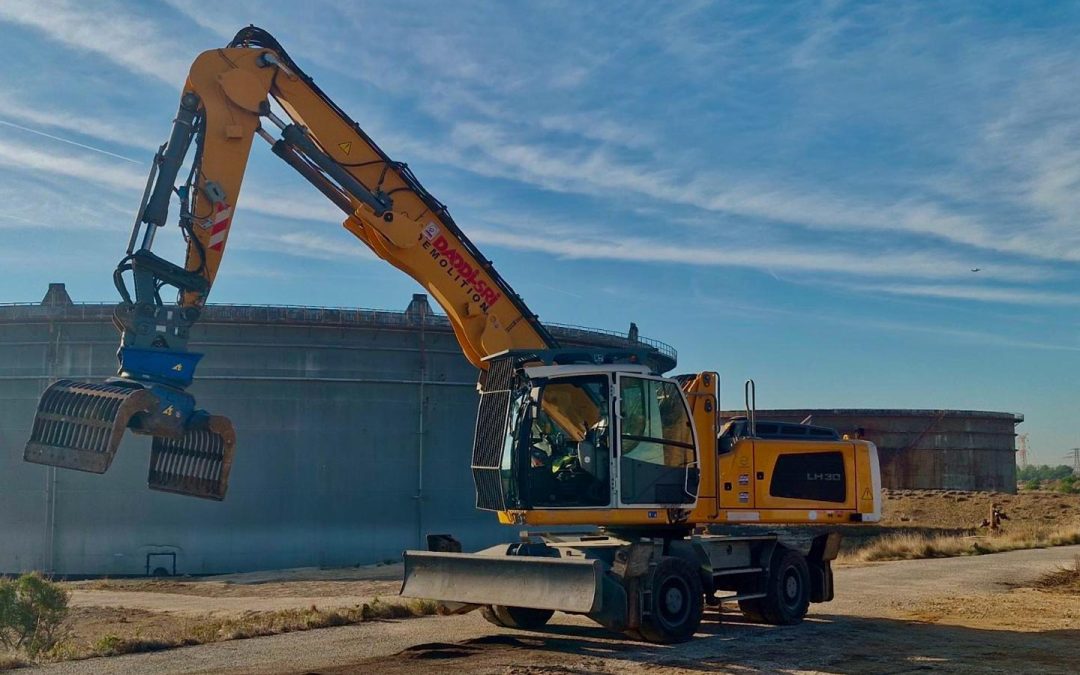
(0, 1), (1076, 464)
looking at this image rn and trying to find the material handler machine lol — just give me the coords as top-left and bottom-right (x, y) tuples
(24, 27), (880, 643)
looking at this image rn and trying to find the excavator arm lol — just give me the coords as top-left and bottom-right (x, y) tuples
(24, 27), (557, 499)
(134, 27), (554, 367)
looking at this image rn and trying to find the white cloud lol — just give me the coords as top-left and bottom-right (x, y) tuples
(0, 97), (160, 151)
(0, 1), (1075, 311)
(537, 112), (654, 149)
(231, 231), (373, 262)
(466, 222), (1046, 283)
(236, 189), (344, 224)
(855, 283), (1080, 307)
(437, 121), (1080, 266)
(0, 133), (347, 225)
(160, 0), (236, 39)
(0, 137), (145, 192)
(0, 0), (191, 85)
(0, 119), (141, 163)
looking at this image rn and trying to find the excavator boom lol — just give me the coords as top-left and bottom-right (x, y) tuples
(24, 27), (555, 499)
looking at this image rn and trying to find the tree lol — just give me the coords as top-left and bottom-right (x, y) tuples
(1048, 465), (1075, 481)
(1058, 475), (1079, 495)
(1016, 464), (1077, 484)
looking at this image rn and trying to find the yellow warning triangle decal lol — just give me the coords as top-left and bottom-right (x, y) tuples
(338, 141), (352, 155)
(861, 487), (873, 500)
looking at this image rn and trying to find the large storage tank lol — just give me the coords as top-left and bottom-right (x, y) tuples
(0, 285), (676, 576)
(720, 408), (1021, 493)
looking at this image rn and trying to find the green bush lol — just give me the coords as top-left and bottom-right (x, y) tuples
(0, 573), (70, 657)
(1018, 464), (1076, 483)
(1058, 476), (1079, 494)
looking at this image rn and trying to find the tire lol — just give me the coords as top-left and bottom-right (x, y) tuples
(638, 556), (704, 643)
(737, 597), (766, 623)
(480, 604), (554, 630)
(479, 604), (506, 627)
(748, 548), (810, 625)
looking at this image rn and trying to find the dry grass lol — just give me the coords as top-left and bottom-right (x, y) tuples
(80, 598), (438, 658)
(1033, 556), (1080, 595)
(0, 653), (29, 671)
(3, 598), (439, 667)
(842, 523), (1080, 562)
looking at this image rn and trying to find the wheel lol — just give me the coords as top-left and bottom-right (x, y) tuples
(638, 556), (704, 643)
(479, 604), (554, 630)
(737, 597), (766, 623)
(479, 604), (505, 627)
(742, 547), (810, 625)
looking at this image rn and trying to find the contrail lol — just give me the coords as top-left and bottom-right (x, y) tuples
(0, 118), (141, 163)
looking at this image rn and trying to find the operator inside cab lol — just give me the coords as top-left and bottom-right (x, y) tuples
(526, 377), (611, 507)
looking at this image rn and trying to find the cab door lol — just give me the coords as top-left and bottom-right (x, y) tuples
(614, 374), (698, 507)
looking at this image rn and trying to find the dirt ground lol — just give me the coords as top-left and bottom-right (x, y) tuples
(14, 490), (1080, 669)
(25, 545), (1080, 674)
(321, 549), (1080, 675)
(879, 488), (1080, 530)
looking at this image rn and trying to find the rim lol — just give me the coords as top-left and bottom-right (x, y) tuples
(781, 568), (802, 608)
(658, 575), (692, 627)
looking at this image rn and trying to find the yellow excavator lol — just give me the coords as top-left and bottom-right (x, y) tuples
(23, 27), (880, 643)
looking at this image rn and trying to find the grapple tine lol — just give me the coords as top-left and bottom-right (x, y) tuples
(24, 379), (156, 473)
(148, 415), (236, 500)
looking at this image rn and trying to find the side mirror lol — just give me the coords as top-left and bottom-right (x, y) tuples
(718, 435), (735, 455)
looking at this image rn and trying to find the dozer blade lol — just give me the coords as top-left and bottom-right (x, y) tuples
(401, 550), (604, 614)
(148, 415), (236, 500)
(24, 379), (156, 473)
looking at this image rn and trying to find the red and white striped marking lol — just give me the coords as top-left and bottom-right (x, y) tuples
(208, 203), (233, 251)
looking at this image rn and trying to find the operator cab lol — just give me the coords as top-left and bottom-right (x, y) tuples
(472, 350), (700, 514)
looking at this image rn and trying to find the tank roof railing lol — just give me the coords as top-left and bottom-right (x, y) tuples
(543, 321), (676, 362)
(0, 301), (677, 362)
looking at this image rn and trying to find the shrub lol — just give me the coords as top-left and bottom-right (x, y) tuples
(0, 573), (70, 657)
(1018, 464), (1075, 483)
(1034, 556), (1080, 594)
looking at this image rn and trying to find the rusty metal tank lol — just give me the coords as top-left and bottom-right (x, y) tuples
(721, 408), (1021, 493)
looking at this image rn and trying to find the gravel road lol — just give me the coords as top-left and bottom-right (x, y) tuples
(30, 545), (1080, 674)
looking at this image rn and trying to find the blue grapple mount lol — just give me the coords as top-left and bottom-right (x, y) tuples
(23, 93), (235, 500)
